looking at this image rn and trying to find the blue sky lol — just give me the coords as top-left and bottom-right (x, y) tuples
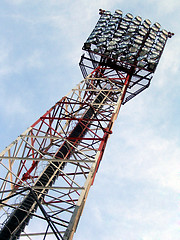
(0, 0), (180, 239)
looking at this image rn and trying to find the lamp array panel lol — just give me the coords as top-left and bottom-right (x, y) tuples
(83, 9), (169, 72)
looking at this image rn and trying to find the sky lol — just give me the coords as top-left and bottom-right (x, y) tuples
(0, 0), (180, 239)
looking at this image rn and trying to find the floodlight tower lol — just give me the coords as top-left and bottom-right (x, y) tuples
(0, 9), (173, 240)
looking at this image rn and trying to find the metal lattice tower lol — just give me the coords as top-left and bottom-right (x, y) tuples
(0, 9), (173, 240)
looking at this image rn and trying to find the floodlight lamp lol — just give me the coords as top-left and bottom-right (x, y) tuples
(98, 18), (107, 23)
(115, 32), (123, 38)
(98, 22), (107, 28)
(146, 39), (154, 45)
(156, 42), (164, 48)
(123, 17), (132, 22)
(129, 46), (138, 53)
(97, 42), (106, 47)
(107, 25), (116, 30)
(87, 37), (97, 44)
(136, 35), (144, 41)
(104, 11), (111, 15)
(148, 59), (158, 64)
(126, 13), (133, 19)
(135, 16), (142, 22)
(94, 30), (102, 36)
(154, 45), (162, 51)
(99, 37), (107, 42)
(144, 42), (153, 48)
(126, 52), (136, 58)
(134, 39), (143, 44)
(144, 19), (151, 25)
(151, 49), (160, 56)
(120, 25), (128, 30)
(140, 27), (148, 33)
(132, 20), (141, 25)
(139, 47), (149, 56)
(115, 9), (123, 15)
(109, 40), (117, 46)
(160, 33), (167, 40)
(95, 26), (102, 31)
(139, 30), (146, 36)
(154, 22), (161, 29)
(151, 26), (159, 33)
(113, 13), (121, 19)
(123, 35), (131, 41)
(143, 22), (150, 29)
(127, 28), (136, 34)
(107, 45), (116, 51)
(161, 29), (168, 36)
(103, 33), (112, 39)
(149, 53), (159, 60)
(149, 33), (156, 40)
(158, 37), (166, 44)
(119, 43), (128, 49)
(112, 37), (121, 42)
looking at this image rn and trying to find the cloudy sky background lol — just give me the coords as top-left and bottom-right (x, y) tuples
(0, 1), (180, 239)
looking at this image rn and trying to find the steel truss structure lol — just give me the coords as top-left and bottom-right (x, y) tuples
(0, 9), (173, 240)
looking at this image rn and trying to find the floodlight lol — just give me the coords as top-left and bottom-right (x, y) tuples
(132, 20), (141, 25)
(98, 23), (107, 28)
(104, 11), (111, 15)
(123, 35), (131, 41)
(97, 42), (106, 47)
(151, 49), (160, 55)
(134, 39), (143, 44)
(99, 37), (107, 42)
(127, 28), (137, 34)
(109, 19), (118, 24)
(124, 17), (133, 23)
(115, 32), (123, 37)
(119, 43), (128, 49)
(149, 53), (159, 60)
(112, 37), (121, 42)
(156, 41), (164, 48)
(140, 27), (148, 34)
(144, 19), (151, 25)
(126, 13), (133, 19)
(136, 35), (144, 41)
(160, 33), (167, 40)
(98, 18), (107, 23)
(143, 22), (150, 29)
(154, 45), (163, 51)
(107, 25), (116, 30)
(161, 29), (168, 36)
(112, 13), (121, 19)
(129, 46), (138, 53)
(151, 25), (159, 32)
(139, 47), (149, 56)
(95, 26), (103, 31)
(103, 33), (112, 38)
(149, 33), (156, 40)
(115, 9), (123, 15)
(139, 30), (147, 36)
(120, 24), (128, 30)
(158, 37), (166, 44)
(87, 37), (97, 44)
(107, 45), (116, 51)
(109, 40), (117, 46)
(154, 22), (161, 29)
(135, 16), (142, 22)
(94, 30), (102, 35)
